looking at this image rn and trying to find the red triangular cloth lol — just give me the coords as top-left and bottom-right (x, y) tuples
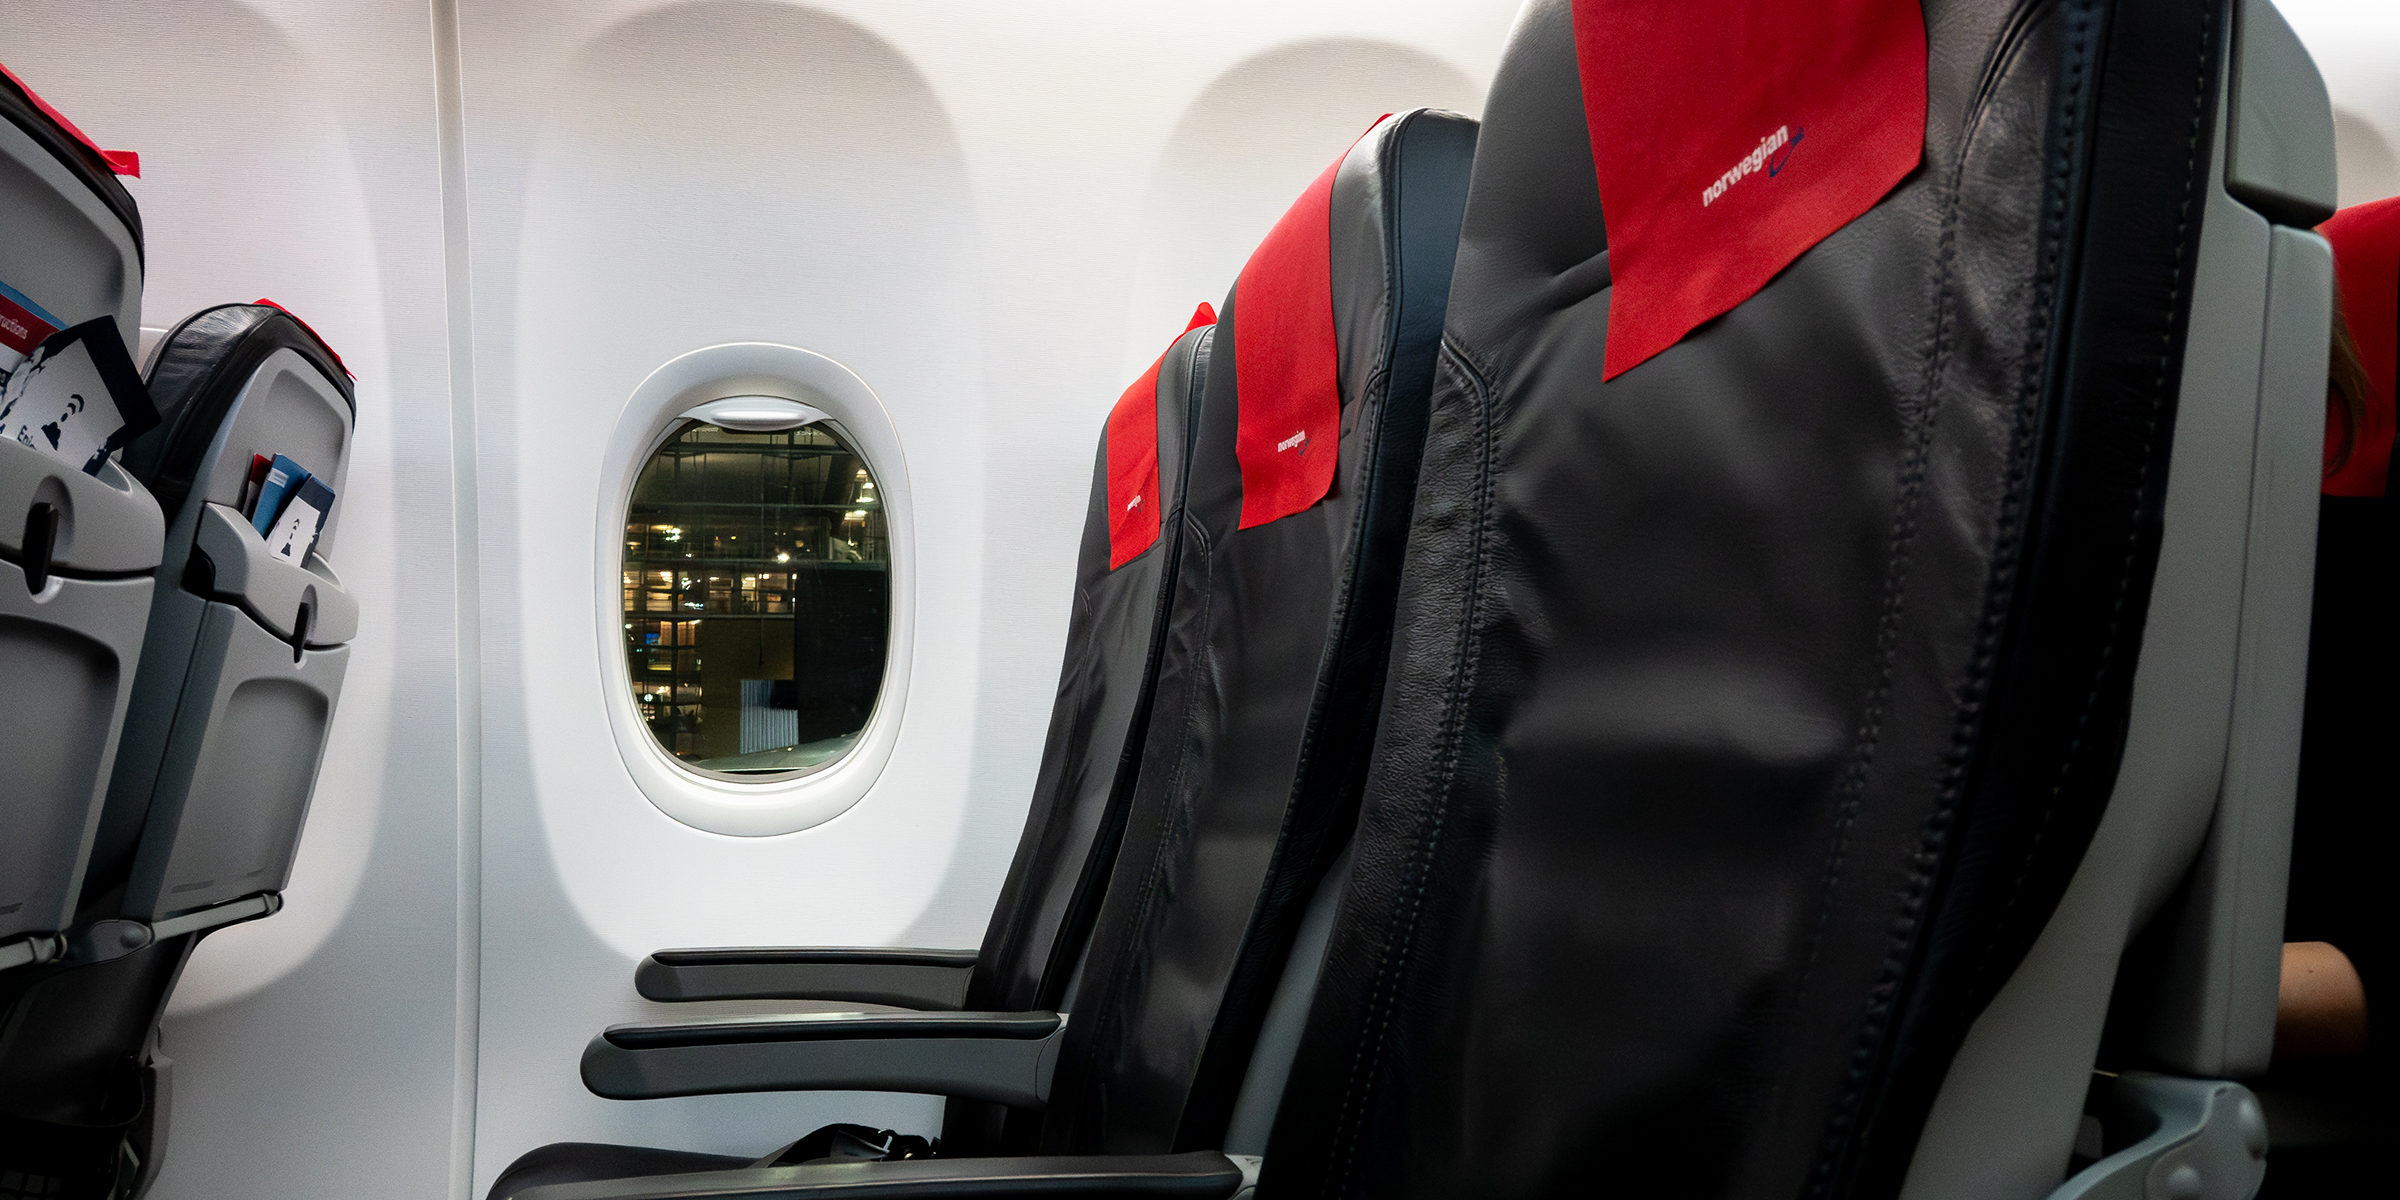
(1108, 302), (1217, 569)
(0, 60), (141, 176)
(1572, 0), (1926, 378)
(1232, 117), (1387, 529)
(2321, 196), (2400, 497)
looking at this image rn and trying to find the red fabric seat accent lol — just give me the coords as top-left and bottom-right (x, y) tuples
(1571, 0), (1925, 378)
(1233, 127), (1372, 530)
(1108, 302), (1216, 569)
(0, 60), (140, 176)
(2321, 196), (2400, 497)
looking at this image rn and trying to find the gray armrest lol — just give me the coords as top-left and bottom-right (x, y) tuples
(514, 1152), (1247, 1200)
(581, 1010), (1064, 1107)
(635, 947), (977, 1009)
(2044, 1074), (2265, 1200)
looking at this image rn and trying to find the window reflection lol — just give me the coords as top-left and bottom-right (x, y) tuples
(623, 420), (889, 776)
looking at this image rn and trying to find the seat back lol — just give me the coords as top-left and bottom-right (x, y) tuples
(965, 313), (1215, 1022)
(88, 303), (358, 924)
(1254, 2), (2318, 1197)
(1032, 107), (1476, 1157)
(0, 62), (155, 957)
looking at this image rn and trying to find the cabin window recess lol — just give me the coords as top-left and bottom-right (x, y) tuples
(621, 418), (890, 779)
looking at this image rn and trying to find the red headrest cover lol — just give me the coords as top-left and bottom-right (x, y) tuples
(1108, 302), (1217, 569)
(1232, 120), (1386, 530)
(0, 60), (139, 177)
(1572, 0), (1926, 378)
(2321, 195), (2400, 497)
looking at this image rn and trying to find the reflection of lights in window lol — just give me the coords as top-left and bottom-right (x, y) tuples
(684, 601), (704, 609)
(660, 526), (682, 542)
(776, 552), (790, 563)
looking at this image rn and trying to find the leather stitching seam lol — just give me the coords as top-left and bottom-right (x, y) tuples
(1969, 0), (2211, 1002)
(1324, 339), (1494, 1197)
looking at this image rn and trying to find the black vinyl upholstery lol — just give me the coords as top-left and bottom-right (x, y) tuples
(1262, 1), (2222, 1196)
(967, 322), (1211, 1023)
(1039, 108), (1476, 1157)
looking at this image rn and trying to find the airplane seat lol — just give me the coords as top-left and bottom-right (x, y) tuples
(632, 308), (1216, 1019)
(485, 309), (1215, 1200)
(0, 61), (154, 976)
(94, 300), (359, 928)
(2240, 194), (2400, 1192)
(485, 105), (1476, 1200)
(0, 302), (357, 1200)
(1235, 1), (2330, 1199)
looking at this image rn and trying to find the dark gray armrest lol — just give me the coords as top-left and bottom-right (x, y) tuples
(582, 1010), (1064, 1107)
(636, 947), (977, 1009)
(514, 1152), (1247, 1200)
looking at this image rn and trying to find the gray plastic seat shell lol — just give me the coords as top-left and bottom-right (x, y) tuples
(0, 117), (140, 353)
(0, 441), (165, 575)
(103, 341), (357, 923)
(1897, 6), (2334, 1197)
(0, 555), (153, 941)
(1, 108), (152, 946)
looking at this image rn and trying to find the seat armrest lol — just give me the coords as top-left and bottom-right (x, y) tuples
(582, 1010), (1064, 1107)
(512, 1152), (1248, 1200)
(636, 948), (977, 1009)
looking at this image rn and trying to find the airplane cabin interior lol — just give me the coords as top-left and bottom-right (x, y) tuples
(4, 1), (2397, 1198)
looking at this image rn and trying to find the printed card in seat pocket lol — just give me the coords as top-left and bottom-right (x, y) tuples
(264, 475), (335, 562)
(0, 277), (63, 380)
(250, 454), (312, 536)
(0, 317), (160, 475)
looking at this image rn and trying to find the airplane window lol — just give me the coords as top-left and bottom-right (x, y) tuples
(622, 417), (889, 779)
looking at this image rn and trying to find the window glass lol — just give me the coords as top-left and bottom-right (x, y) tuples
(623, 419), (889, 776)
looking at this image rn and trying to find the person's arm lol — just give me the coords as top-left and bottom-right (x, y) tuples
(2275, 940), (2370, 1058)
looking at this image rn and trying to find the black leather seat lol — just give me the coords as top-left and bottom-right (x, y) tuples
(490, 0), (2326, 1193)
(486, 106), (1477, 1199)
(1261, 1), (2327, 1197)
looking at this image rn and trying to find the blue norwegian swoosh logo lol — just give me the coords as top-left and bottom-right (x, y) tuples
(1768, 126), (1806, 177)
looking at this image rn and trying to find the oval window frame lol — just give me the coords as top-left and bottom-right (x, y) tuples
(596, 343), (914, 836)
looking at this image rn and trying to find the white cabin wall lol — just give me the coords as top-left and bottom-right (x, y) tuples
(452, 1), (1517, 1196)
(6, 2), (469, 1199)
(2281, 0), (2400, 206)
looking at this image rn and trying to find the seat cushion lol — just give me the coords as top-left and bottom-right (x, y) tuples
(486, 1142), (751, 1200)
